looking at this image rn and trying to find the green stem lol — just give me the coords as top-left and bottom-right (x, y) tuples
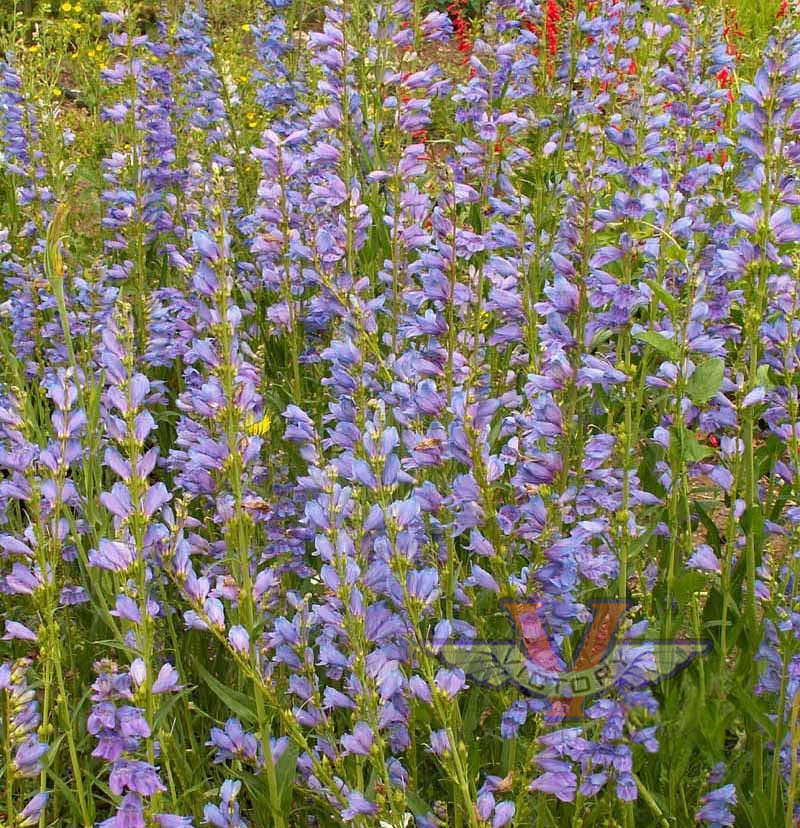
(4, 689), (15, 826)
(786, 694), (800, 828)
(213, 223), (285, 828)
(634, 773), (669, 828)
(55, 655), (92, 826)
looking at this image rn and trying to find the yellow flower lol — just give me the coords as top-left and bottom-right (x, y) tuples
(60, 1), (72, 11)
(248, 122), (258, 129)
(27, 44), (39, 52)
(72, 21), (82, 30)
(241, 23), (251, 32)
(74, 2), (82, 10)
(243, 413), (271, 436)
(88, 49), (95, 57)
(52, 88), (62, 97)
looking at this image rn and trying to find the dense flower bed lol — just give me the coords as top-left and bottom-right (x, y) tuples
(0, 0), (799, 825)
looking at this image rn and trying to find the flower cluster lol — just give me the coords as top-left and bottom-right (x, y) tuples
(1, 0), (800, 826)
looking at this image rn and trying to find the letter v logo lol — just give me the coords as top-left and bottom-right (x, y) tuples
(502, 599), (632, 720)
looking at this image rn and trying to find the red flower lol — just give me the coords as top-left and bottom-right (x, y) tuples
(447, 0), (472, 60)
(715, 67), (735, 104)
(722, 6), (744, 60)
(545, 0), (561, 57)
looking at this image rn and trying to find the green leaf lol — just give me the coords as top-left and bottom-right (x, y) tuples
(626, 519), (660, 563)
(740, 505), (765, 541)
(684, 438), (713, 464)
(644, 278), (680, 315)
(674, 569), (707, 606)
(693, 501), (723, 551)
(276, 738), (300, 808)
(751, 791), (776, 828)
(686, 359), (724, 405)
(406, 790), (435, 817)
(239, 770), (270, 811)
(461, 683), (483, 744)
(590, 327), (614, 349)
(194, 661), (257, 724)
(672, 427), (713, 464)
(153, 687), (192, 731)
(634, 330), (680, 360)
(755, 363), (774, 390)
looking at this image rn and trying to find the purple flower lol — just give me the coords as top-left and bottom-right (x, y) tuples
(696, 784), (737, 826)
(3, 620), (37, 641)
(17, 792), (49, 827)
(109, 760), (166, 796)
(88, 539), (137, 572)
(207, 719), (261, 767)
(742, 387), (765, 408)
(615, 773), (637, 802)
(341, 791), (377, 822)
(113, 595), (142, 624)
(528, 769), (578, 802)
(428, 729), (451, 758)
(98, 794), (145, 828)
(192, 230), (221, 262)
(434, 668), (466, 699)
(204, 780), (246, 828)
(493, 801), (516, 827)
(228, 625), (250, 654)
(687, 544), (721, 575)
(341, 722), (374, 757)
(154, 816), (194, 827)
(13, 736), (49, 776)
(151, 663), (183, 694)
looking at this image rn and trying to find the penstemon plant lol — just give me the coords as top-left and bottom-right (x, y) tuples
(1, 0), (800, 827)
